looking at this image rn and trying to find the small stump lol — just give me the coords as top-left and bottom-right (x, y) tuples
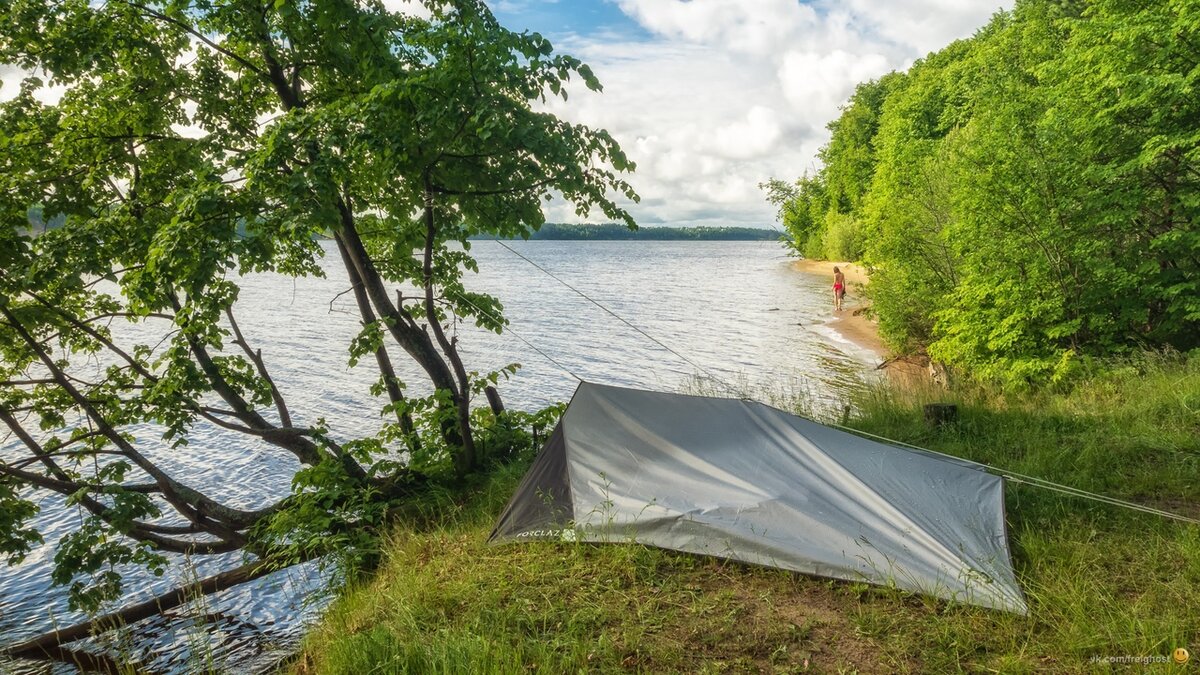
(923, 403), (958, 427)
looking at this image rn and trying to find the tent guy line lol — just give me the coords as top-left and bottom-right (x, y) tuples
(447, 287), (585, 383)
(491, 238), (747, 399)
(484, 240), (1200, 528)
(828, 423), (1200, 526)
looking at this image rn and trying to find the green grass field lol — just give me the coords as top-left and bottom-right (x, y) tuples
(291, 353), (1200, 673)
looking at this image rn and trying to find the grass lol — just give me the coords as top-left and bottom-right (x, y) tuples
(291, 353), (1200, 673)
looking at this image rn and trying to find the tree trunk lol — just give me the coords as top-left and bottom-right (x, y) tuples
(421, 188), (477, 474)
(332, 236), (419, 449)
(485, 385), (505, 416)
(923, 403), (958, 427)
(253, 20), (477, 467)
(331, 202), (471, 459)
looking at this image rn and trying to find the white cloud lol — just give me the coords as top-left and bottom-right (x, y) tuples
(778, 50), (892, 126)
(379, 0), (434, 17)
(839, 0), (1007, 55)
(614, 0), (822, 57)
(538, 38), (807, 227)
(709, 106), (785, 160)
(0, 65), (68, 105)
(533, 0), (1010, 227)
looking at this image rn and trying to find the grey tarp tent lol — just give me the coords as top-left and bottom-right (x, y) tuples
(490, 382), (1027, 614)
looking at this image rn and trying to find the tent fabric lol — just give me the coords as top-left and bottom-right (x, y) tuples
(490, 382), (1027, 614)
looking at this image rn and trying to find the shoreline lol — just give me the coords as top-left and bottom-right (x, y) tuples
(790, 259), (886, 358)
(790, 258), (935, 387)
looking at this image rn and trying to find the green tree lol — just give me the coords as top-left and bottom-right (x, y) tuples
(760, 76), (896, 261)
(761, 174), (828, 257)
(772, 0), (1197, 383)
(820, 74), (899, 217)
(928, 0), (1199, 382)
(857, 38), (982, 351)
(1051, 0), (1200, 350)
(925, 2), (1087, 381)
(0, 0), (635, 622)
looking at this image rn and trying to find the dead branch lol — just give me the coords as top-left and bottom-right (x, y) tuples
(5, 560), (284, 666)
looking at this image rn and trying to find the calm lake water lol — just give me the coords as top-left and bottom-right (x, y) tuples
(0, 240), (878, 673)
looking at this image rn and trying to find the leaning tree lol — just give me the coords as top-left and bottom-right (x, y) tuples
(0, 0), (637, 654)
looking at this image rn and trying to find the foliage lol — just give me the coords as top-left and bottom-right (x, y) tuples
(470, 401), (567, 466)
(760, 175), (827, 257)
(0, 476), (41, 564)
(819, 211), (866, 262)
(819, 76), (899, 216)
(763, 0), (1200, 386)
(0, 0), (632, 619)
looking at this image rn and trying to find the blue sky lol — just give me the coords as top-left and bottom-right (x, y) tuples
(491, 0), (653, 41)
(483, 0), (1011, 227)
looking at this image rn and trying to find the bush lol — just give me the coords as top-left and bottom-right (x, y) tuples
(821, 212), (866, 261)
(801, 231), (826, 259)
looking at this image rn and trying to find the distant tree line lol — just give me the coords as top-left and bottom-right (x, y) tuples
(763, 0), (1198, 384)
(477, 223), (778, 240)
(27, 210), (775, 243)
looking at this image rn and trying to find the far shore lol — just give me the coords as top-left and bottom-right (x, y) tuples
(791, 259), (885, 357)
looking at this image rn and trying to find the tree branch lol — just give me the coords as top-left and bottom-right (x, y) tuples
(421, 178), (476, 474)
(116, 0), (266, 77)
(0, 304), (256, 541)
(225, 307), (293, 427)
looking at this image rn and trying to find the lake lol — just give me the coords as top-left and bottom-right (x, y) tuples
(0, 240), (878, 673)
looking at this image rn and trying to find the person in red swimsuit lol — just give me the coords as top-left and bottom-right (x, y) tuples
(833, 266), (846, 312)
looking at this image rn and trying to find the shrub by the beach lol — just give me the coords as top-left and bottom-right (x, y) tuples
(821, 212), (867, 263)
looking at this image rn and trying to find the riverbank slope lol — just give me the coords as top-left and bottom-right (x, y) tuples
(290, 353), (1200, 673)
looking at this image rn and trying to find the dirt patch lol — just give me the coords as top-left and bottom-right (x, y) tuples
(1141, 498), (1200, 520)
(874, 353), (942, 390)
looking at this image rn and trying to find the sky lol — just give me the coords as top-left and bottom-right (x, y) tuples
(486, 0), (1013, 228)
(1, 0), (1013, 229)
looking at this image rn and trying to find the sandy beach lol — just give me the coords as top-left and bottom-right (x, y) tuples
(791, 259), (886, 357)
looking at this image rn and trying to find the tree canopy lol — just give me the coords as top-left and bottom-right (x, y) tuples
(0, 0), (636, 633)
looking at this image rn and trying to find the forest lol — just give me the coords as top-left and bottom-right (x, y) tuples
(2, 0), (1198, 671)
(765, 0), (1199, 384)
(482, 223), (778, 240)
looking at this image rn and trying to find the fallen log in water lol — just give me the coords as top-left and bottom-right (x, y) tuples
(5, 560), (280, 672)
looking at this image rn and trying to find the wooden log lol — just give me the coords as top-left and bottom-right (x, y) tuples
(923, 403), (958, 427)
(5, 560), (278, 662)
(12, 643), (139, 675)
